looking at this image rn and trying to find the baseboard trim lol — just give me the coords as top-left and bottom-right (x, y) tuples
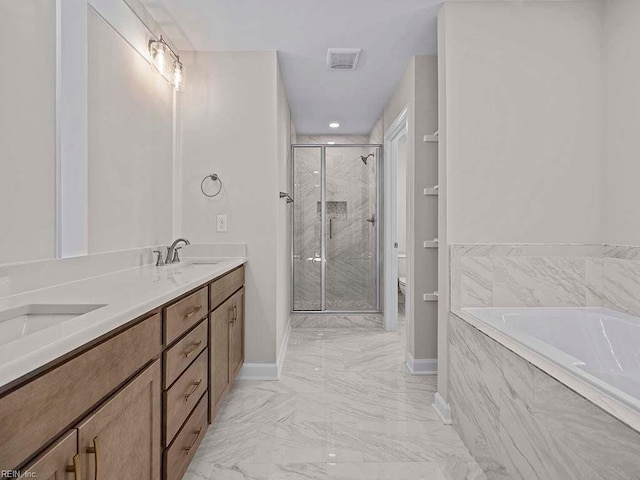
(405, 352), (438, 375)
(237, 316), (292, 381)
(432, 392), (452, 425)
(237, 362), (279, 380)
(277, 316), (292, 378)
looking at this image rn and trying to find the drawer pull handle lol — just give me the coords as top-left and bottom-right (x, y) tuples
(66, 454), (82, 480)
(184, 341), (203, 358)
(183, 427), (203, 455)
(184, 379), (202, 401)
(184, 305), (203, 320)
(86, 436), (100, 480)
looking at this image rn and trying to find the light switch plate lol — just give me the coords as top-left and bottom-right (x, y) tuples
(217, 215), (228, 232)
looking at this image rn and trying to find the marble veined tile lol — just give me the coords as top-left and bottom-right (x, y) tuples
(191, 315), (483, 478)
(460, 257), (493, 308)
(493, 256), (587, 307)
(499, 395), (602, 480)
(532, 369), (640, 480)
(603, 258), (640, 315)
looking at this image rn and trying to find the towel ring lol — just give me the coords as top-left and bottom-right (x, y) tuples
(201, 173), (223, 198)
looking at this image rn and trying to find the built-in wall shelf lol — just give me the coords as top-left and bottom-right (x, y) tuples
(424, 239), (439, 249)
(423, 292), (439, 302)
(423, 185), (439, 196)
(423, 131), (439, 143)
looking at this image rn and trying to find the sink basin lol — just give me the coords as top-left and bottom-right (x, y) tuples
(0, 304), (106, 346)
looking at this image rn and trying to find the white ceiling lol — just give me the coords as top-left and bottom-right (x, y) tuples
(142, 0), (443, 135)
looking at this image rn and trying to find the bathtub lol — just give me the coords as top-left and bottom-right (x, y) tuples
(451, 308), (640, 478)
(462, 307), (640, 430)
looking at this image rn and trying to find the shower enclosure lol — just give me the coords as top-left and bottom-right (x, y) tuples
(292, 144), (382, 312)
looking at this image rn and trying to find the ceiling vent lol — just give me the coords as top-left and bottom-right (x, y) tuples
(327, 48), (362, 71)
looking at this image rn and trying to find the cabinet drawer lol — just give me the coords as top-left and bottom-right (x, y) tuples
(164, 287), (208, 345)
(164, 349), (208, 445)
(164, 393), (208, 480)
(164, 319), (208, 389)
(0, 313), (160, 470)
(19, 430), (78, 479)
(210, 266), (244, 310)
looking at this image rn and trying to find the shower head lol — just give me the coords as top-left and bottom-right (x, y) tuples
(360, 153), (375, 165)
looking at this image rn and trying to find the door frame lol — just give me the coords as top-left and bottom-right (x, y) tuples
(383, 108), (409, 332)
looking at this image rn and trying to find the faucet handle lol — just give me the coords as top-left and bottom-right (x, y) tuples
(173, 247), (183, 263)
(153, 250), (165, 267)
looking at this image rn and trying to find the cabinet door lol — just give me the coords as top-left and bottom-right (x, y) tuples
(77, 361), (161, 480)
(19, 430), (79, 480)
(210, 297), (231, 417)
(229, 288), (245, 382)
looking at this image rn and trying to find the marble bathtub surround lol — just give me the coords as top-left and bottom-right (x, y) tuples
(185, 315), (486, 480)
(448, 314), (640, 480)
(450, 243), (640, 316)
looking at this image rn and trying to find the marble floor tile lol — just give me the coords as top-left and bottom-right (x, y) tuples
(190, 314), (484, 480)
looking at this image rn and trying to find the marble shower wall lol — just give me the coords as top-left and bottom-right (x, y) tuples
(292, 146), (379, 311)
(449, 313), (640, 480)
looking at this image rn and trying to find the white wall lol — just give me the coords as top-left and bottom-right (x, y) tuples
(437, 0), (605, 409)
(384, 56), (439, 361)
(442, 0), (603, 245)
(180, 51), (282, 365)
(603, 0), (640, 246)
(87, 8), (174, 253)
(397, 134), (407, 254)
(0, 1), (56, 265)
(276, 59), (293, 361)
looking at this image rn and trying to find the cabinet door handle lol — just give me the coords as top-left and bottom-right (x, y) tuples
(228, 305), (234, 324)
(183, 427), (203, 455)
(184, 380), (202, 401)
(86, 437), (100, 480)
(66, 454), (82, 480)
(183, 305), (202, 320)
(183, 341), (203, 358)
(233, 305), (238, 323)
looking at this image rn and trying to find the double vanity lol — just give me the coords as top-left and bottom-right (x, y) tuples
(0, 255), (246, 480)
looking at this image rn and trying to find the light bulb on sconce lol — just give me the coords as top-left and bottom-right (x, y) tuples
(148, 36), (186, 91)
(173, 60), (184, 91)
(149, 38), (167, 74)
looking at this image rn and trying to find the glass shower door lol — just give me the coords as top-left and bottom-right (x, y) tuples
(292, 145), (380, 312)
(325, 146), (379, 311)
(292, 147), (322, 310)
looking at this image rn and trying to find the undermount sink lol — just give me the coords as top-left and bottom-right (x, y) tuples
(0, 304), (106, 346)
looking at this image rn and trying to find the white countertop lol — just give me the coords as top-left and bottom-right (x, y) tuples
(0, 257), (245, 391)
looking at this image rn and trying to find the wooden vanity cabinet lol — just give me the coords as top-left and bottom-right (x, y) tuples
(77, 361), (161, 480)
(2, 264), (245, 480)
(210, 285), (245, 419)
(18, 431), (78, 480)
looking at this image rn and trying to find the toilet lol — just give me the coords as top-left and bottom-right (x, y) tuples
(398, 254), (407, 296)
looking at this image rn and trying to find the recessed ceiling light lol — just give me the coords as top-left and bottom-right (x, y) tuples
(327, 141), (335, 145)
(329, 122), (340, 129)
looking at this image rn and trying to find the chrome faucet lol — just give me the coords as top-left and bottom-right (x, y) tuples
(166, 238), (190, 264)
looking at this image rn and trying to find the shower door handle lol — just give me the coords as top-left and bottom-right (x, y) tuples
(329, 218), (333, 239)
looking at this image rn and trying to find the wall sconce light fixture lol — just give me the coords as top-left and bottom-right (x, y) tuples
(148, 35), (184, 91)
